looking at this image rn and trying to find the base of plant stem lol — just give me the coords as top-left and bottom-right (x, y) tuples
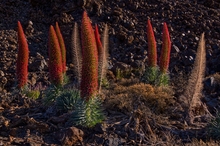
(158, 72), (170, 86)
(43, 85), (63, 105)
(142, 66), (170, 86)
(63, 73), (69, 85)
(25, 90), (40, 99)
(69, 96), (104, 128)
(98, 77), (109, 93)
(56, 89), (80, 112)
(18, 85), (41, 99)
(142, 66), (159, 85)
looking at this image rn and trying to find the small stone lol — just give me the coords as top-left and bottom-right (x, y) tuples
(0, 70), (4, 77)
(29, 76), (37, 86)
(117, 31), (127, 42)
(113, 9), (122, 16)
(130, 60), (144, 68)
(29, 58), (47, 72)
(94, 123), (106, 134)
(25, 20), (34, 36)
(0, 77), (7, 88)
(127, 35), (134, 44)
(173, 45), (180, 52)
(204, 77), (216, 93)
(56, 127), (84, 146)
(106, 70), (115, 80)
(0, 106), (4, 111)
(114, 61), (130, 70)
(189, 56), (193, 61)
(36, 52), (44, 59)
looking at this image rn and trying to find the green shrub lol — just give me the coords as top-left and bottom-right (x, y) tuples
(70, 96), (104, 128)
(207, 112), (220, 139)
(43, 85), (62, 105)
(56, 89), (80, 112)
(25, 90), (40, 99)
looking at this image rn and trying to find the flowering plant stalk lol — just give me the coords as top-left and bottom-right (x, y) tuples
(142, 21), (171, 86)
(158, 22), (171, 86)
(55, 22), (66, 74)
(143, 20), (160, 85)
(80, 11), (99, 99)
(147, 19), (157, 68)
(48, 25), (63, 87)
(69, 11), (104, 128)
(159, 22), (171, 74)
(17, 21), (29, 89)
(95, 24), (108, 93)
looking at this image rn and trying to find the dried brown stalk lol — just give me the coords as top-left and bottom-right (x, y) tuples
(71, 22), (82, 86)
(180, 33), (211, 124)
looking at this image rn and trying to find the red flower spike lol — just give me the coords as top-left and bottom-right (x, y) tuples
(159, 22), (171, 73)
(80, 11), (98, 99)
(95, 24), (104, 92)
(17, 21), (29, 88)
(94, 24), (103, 75)
(55, 22), (66, 73)
(95, 24), (103, 56)
(48, 25), (63, 86)
(147, 19), (157, 67)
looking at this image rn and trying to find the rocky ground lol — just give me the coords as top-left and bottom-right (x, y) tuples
(0, 0), (220, 145)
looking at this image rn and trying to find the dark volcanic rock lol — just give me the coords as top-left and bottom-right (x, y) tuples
(0, 0), (220, 145)
(55, 127), (84, 146)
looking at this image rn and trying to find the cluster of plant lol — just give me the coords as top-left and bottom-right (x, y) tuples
(16, 11), (216, 132)
(16, 11), (108, 127)
(142, 20), (171, 86)
(16, 13), (173, 127)
(48, 22), (67, 87)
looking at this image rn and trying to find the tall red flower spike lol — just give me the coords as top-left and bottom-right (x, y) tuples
(80, 11), (98, 99)
(17, 21), (29, 89)
(147, 19), (157, 67)
(55, 22), (66, 73)
(159, 22), (171, 73)
(48, 25), (63, 86)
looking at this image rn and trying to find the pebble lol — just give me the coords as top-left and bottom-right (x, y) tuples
(0, 70), (4, 77)
(55, 127), (84, 145)
(127, 35), (134, 44)
(173, 45), (180, 52)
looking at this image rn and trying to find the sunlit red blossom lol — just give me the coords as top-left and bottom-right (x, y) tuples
(159, 22), (171, 73)
(80, 11), (98, 99)
(48, 25), (63, 86)
(147, 19), (157, 67)
(55, 22), (66, 73)
(17, 21), (29, 88)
